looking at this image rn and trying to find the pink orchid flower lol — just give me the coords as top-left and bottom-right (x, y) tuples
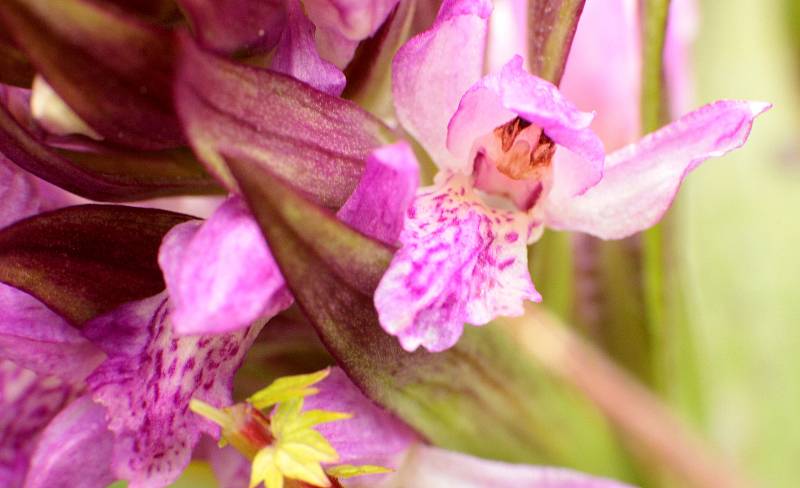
(372, 0), (769, 352)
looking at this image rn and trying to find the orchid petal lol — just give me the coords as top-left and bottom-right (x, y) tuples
(336, 141), (419, 245)
(24, 395), (116, 488)
(174, 35), (390, 207)
(378, 445), (633, 488)
(544, 100), (771, 240)
(271, 0), (346, 96)
(0, 154), (40, 229)
(84, 292), (264, 487)
(199, 438), (250, 488)
(177, 0), (285, 55)
(0, 282), (104, 381)
(0, 360), (78, 487)
(392, 0), (491, 170)
(447, 56), (604, 196)
(560, 0), (641, 151)
(303, 368), (418, 467)
(304, 0), (400, 42)
(159, 197), (292, 336)
(375, 175), (540, 352)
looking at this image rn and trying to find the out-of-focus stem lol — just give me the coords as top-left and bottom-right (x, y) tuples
(500, 305), (752, 488)
(527, 0), (586, 84)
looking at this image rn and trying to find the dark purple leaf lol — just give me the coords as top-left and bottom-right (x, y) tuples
(174, 35), (394, 208)
(0, 204), (192, 325)
(0, 91), (221, 201)
(0, 0), (184, 149)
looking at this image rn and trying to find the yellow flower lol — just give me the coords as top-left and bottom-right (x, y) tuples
(190, 369), (391, 488)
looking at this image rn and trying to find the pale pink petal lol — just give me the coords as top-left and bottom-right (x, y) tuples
(24, 395), (116, 488)
(392, 0), (492, 170)
(159, 197), (292, 336)
(376, 445), (634, 488)
(0, 155), (45, 229)
(314, 28), (360, 69)
(84, 293), (264, 488)
(303, 368), (419, 467)
(447, 56), (604, 196)
(544, 100), (771, 240)
(486, 0), (527, 73)
(375, 175), (540, 352)
(271, 0), (346, 96)
(0, 283), (104, 381)
(304, 0), (400, 41)
(336, 141), (419, 245)
(664, 0), (699, 117)
(560, 0), (641, 151)
(0, 360), (78, 487)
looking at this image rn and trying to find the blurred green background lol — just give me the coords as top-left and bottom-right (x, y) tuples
(683, 0), (799, 485)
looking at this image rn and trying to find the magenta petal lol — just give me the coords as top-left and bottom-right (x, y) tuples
(0, 360), (78, 487)
(159, 197), (292, 336)
(272, 0), (346, 96)
(380, 445), (633, 488)
(447, 56), (604, 195)
(197, 438), (249, 488)
(336, 142), (419, 245)
(177, 0), (285, 55)
(392, 0), (491, 170)
(0, 155), (41, 229)
(0, 283), (104, 381)
(24, 395), (116, 488)
(544, 100), (771, 240)
(84, 293), (263, 487)
(303, 368), (419, 467)
(374, 176), (540, 352)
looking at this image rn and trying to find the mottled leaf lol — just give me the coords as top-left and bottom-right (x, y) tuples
(0, 205), (191, 325)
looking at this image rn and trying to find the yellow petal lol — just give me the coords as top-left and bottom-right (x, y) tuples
(251, 448), (283, 488)
(275, 448), (331, 487)
(325, 464), (393, 479)
(189, 399), (230, 429)
(249, 369), (330, 409)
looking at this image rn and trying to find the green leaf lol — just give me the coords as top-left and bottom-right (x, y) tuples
(527, 0), (586, 84)
(228, 155), (638, 480)
(0, 204), (191, 325)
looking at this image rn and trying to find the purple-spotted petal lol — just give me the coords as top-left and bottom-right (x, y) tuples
(0, 282), (104, 381)
(447, 56), (604, 195)
(374, 175), (540, 352)
(336, 141), (419, 245)
(272, 0), (346, 96)
(24, 395), (116, 488)
(303, 368), (419, 467)
(177, 0), (285, 55)
(544, 100), (771, 240)
(0, 360), (78, 487)
(159, 197), (292, 336)
(392, 0), (491, 170)
(83, 292), (263, 487)
(378, 445), (634, 488)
